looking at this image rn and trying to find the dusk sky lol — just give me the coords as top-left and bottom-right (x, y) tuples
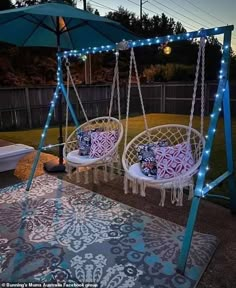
(77, 0), (236, 52)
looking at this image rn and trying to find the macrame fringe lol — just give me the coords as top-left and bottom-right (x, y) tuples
(171, 186), (177, 205)
(124, 174), (195, 207)
(65, 155), (122, 186)
(139, 180), (146, 197)
(84, 168), (89, 184)
(124, 174), (129, 194)
(67, 164), (73, 180)
(129, 180), (133, 190)
(93, 167), (99, 184)
(65, 163), (69, 173)
(176, 187), (183, 206)
(188, 183), (194, 200)
(109, 162), (115, 180)
(116, 160), (122, 176)
(103, 165), (108, 182)
(76, 168), (80, 183)
(159, 188), (166, 207)
(132, 179), (138, 195)
(66, 161), (122, 186)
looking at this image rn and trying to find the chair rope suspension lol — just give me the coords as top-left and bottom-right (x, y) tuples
(63, 53), (124, 184)
(122, 40), (206, 206)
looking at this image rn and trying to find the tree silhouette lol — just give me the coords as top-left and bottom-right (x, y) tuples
(0, 2), (235, 85)
(15, 0), (76, 7)
(0, 0), (13, 10)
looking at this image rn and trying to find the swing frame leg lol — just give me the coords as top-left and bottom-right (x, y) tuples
(26, 55), (79, 191)
(26, 85), (60, 191)
(176, 196), (201, 274)
(177, 28), (234, 274)
(223, 81), (236, 214)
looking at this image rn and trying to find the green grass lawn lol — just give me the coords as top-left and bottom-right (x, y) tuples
(0, 113), (235, 207)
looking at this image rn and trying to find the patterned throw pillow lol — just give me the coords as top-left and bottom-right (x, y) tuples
(76, 130), (92, 156)
(89, 130), (118, 158)
(136, 140), (169, 177)
(154, 142), (195, 180)
(77, 128), (102, 156)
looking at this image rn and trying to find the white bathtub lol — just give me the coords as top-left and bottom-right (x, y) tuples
(0, 144), (34, 172)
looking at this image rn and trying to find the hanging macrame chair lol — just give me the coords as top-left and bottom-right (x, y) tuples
(122, 38), (206, 206)
(63, 52), (123, 184)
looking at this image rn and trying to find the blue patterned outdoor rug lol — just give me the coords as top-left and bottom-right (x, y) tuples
(0, 175), (218, 287)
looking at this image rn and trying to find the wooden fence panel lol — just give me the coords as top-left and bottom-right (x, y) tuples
(28, 87), (57, 126)
(0, 88), (28, 130)
(130, 84), (162, 114)
(0, 87), (26, 109)
(0, 82), (235, 131)
(63, 85), (112, 122)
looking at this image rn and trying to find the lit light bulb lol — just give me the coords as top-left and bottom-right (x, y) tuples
(163, 46), (172, 55)
(81, 55), (87, 62)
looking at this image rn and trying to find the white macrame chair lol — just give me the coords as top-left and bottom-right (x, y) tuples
(63, 52), (123, 184)
(122, 38), (206, 206)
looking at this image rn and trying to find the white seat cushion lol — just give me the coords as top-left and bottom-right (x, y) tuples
(128, 162), (193, 188)
(129, 163), (155, 181)
(67, 149), (100, 165)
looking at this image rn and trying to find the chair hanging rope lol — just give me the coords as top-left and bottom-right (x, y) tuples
(187, 37), (206, 143)
(124, 47), (150, 149)
(109, 51), (121, 120)
(65, 58), (89, 123)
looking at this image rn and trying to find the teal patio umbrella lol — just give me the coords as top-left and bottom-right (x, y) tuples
(0, 1), (136, 50)
(0, 1), (137, 172)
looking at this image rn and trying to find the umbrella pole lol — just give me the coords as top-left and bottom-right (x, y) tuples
(58, 91), (64, 165)
(44, 17), (65, 172)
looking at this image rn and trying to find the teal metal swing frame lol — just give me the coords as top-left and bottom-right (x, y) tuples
(26, 25), (235, 274)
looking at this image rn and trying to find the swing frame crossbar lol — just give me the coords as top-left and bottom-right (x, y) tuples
(26, 24), (235, 275)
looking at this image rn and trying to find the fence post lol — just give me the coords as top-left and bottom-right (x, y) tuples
(37, 88), (43, 125)
(25, 87), (32, 129)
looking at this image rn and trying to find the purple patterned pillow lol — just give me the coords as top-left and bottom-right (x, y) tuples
(89, 130), (118, 158)
(154, 142), (195, 179)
